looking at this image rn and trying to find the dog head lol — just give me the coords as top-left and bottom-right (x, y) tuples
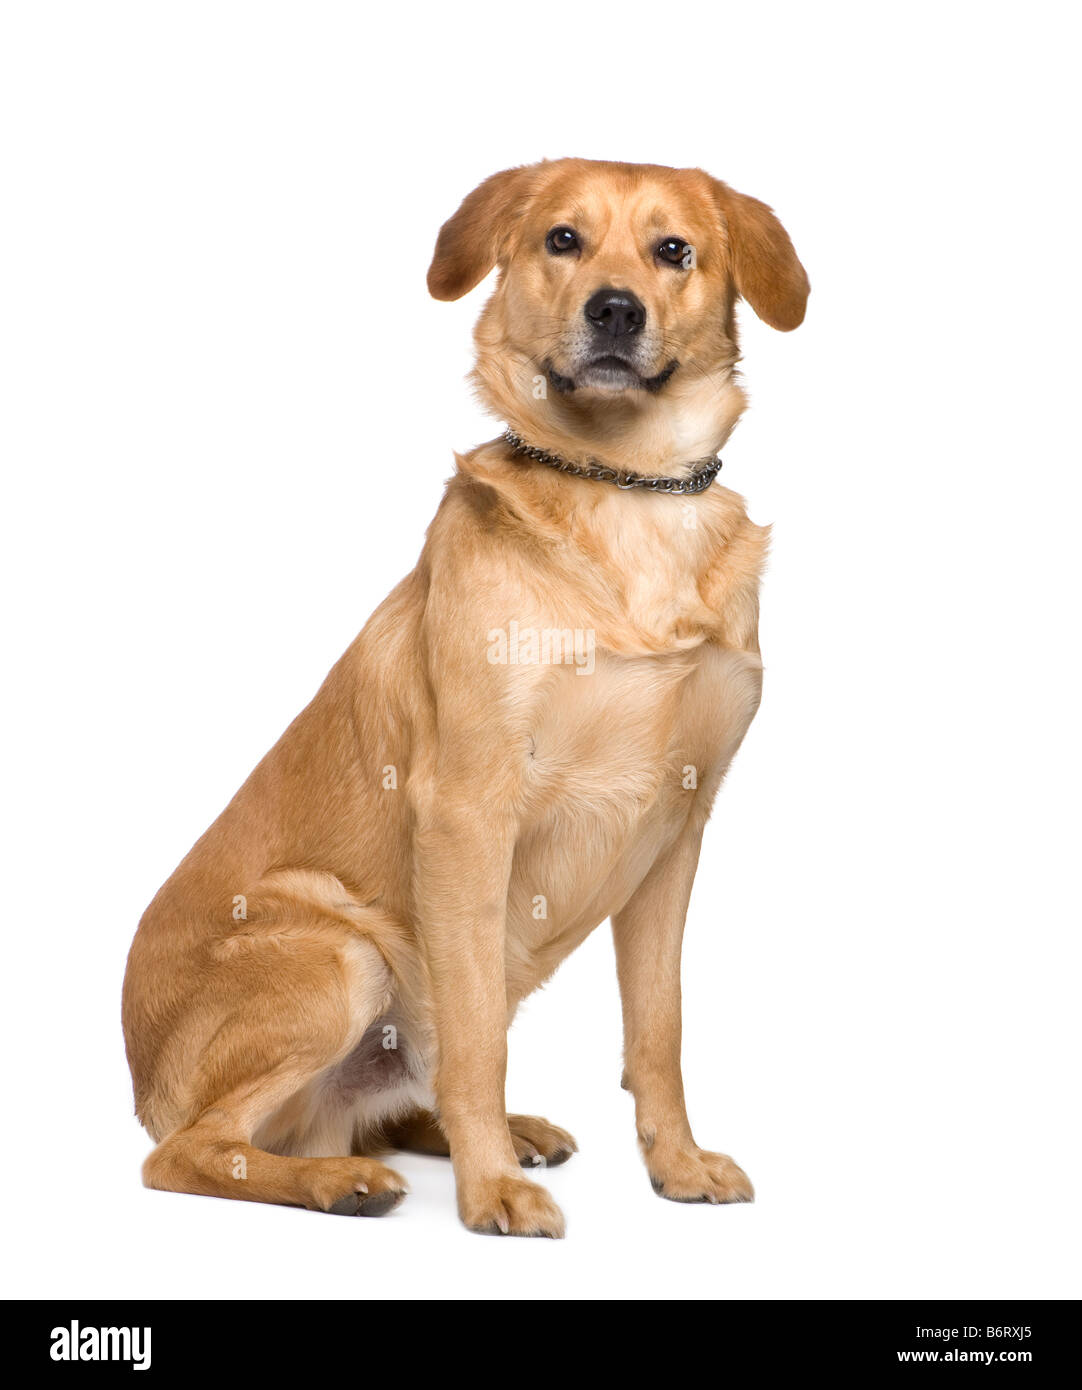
(428, 159), (808, 471)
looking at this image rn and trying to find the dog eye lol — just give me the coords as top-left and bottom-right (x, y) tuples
(657, 237), (690, 266)
(545, 226), (580, 255)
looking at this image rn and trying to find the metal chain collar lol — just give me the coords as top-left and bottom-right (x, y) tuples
(501, 428), (722, 496)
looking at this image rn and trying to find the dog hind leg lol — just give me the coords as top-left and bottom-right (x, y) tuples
(142, 928), (408, 1216)
(385, 1107), (578, 1168)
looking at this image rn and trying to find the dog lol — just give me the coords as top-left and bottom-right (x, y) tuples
(122, 158), (808, 1236)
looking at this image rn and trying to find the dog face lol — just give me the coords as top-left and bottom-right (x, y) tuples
(428, 159), (808, 405)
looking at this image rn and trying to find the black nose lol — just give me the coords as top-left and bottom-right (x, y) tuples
(584, 288), (646, 338)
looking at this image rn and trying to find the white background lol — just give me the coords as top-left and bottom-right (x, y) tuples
(2, 1), (1079, 1301)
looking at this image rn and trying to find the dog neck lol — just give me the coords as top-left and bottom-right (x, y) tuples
(471, 344), (748, 479)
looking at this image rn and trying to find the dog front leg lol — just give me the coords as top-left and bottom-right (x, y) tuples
(413, 797), (565, 1237)
(612, 822), (754, 1206)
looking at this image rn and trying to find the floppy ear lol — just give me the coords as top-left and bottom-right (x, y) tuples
(711, 180), (809, 331)
(427, 164), (540, 301)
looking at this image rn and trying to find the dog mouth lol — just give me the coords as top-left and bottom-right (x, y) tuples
(546, 356), (679, 395)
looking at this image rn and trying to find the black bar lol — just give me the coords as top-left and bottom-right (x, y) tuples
(17, 1299), (1074, 1373)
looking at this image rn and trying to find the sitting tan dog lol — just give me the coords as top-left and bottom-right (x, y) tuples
(122, 158), (808, 1236)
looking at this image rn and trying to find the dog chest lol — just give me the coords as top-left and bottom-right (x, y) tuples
(520, 641), (761, 809)
(502, 641), (762, 988)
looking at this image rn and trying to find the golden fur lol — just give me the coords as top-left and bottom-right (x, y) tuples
(122, 157), (808, 1235)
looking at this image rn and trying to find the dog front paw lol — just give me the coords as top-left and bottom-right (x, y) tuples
(647, 1146), (754, 1205)
(458, 1169), (566, 1237)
